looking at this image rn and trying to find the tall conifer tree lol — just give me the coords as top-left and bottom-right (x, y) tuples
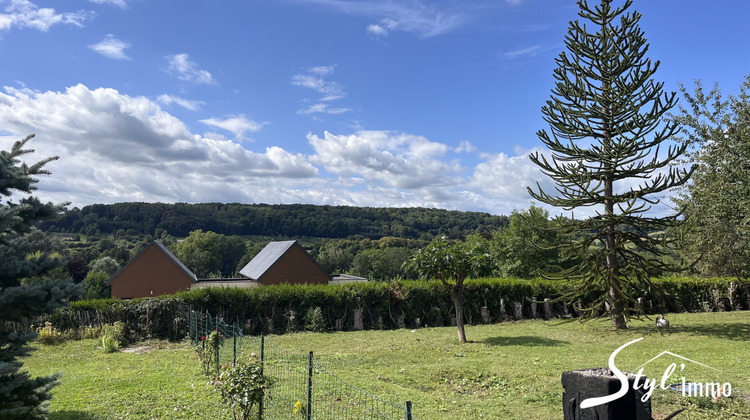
(0, 134), (80, 418)
(528, 0), (692, 328)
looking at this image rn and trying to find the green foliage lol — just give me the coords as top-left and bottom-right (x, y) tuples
(528, 0), (692, 328)
(405, 237), (490, 342)
(98, 322), (125, 353)
(215, 356), (274, 420)
(198, 330), (224, 375)
(0, 134), (81, 419)
(35, 322), (65, 346)
(304, 306), (326, 332)
(90, 256), (120, 276)
(174, 230), (247, 278)
(57, 276), (747, 340)
(40, 202), (509, 240)
(490, 204), (567, 279)
(82, 270), (111, 300)
(671, 76), (750, 284)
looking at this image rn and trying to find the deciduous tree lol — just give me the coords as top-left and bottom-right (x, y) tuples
(405, 238), (488, 343)
(671, 77), (750, 284)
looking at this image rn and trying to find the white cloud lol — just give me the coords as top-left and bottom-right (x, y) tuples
(0, 84), (317, 206)
(366, 24), (387, 37)
(500, 43), (561, 61)
(455, 140), (476, 153)
(308, 130), (453, 190)
(291, 67), (344, 101)
(165, 53), (216, 85)
(199, 115), (268, 141)
(293, 65), (350, 116)
(88, 34), (130, 60)
(0, 83), (595, 215)
(89, 0), (128, 8)
(0, 0), (91, 32)
(301, 0), (465, 39)
(156, 94), (203, 111)
(297, 103), (350, 115)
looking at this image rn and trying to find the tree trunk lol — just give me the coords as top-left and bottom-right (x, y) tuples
(603, 90), (626, 329)
(450, 288), (467, 343)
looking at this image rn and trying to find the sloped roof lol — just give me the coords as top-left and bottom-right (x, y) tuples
(239, 240), (297, 280)
(107, 240), (197, 285)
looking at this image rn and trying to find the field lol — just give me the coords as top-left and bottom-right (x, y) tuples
(23, 311), (750, 419)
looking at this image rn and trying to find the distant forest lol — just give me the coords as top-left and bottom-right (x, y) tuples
(40, 202), (509, 240)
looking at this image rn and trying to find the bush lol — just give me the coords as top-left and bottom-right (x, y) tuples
(51, 277), (748, 338)
(36, 322), (65, 345)
(99, 322), (125, 353)
(215, 356), (274, 420)
(198, 329), (224, 375)
(304, 307), (326, 332)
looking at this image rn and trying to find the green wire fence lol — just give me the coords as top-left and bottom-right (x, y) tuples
(182, 304), (414, 420)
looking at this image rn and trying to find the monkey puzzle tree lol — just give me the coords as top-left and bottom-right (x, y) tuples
(0, 134), (80, 418)
(528, 0), (692, 328)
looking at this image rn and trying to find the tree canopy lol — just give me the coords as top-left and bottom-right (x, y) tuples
(671, 76), (750, 281)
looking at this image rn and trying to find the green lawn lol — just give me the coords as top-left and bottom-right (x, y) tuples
(23, 311), (750, 419)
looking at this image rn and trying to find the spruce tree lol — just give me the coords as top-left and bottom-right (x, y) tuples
(0, 134), (80, 419)
(528, 0), (692, 328)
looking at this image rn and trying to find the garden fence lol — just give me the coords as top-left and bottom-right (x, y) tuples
(182, 304), (414, 420)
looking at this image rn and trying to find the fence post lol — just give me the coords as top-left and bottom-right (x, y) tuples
(405, 400), (412, 420)
(233, 329), (237, 366)
(259, 334), (265, 420)
(307, 351), (313, 420)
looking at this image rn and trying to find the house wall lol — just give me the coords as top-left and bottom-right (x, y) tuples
(259, 244), (330, 286)
(110, 244), (194, 298)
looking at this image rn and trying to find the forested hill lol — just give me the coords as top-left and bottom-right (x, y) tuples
(40, 202), (509, 240)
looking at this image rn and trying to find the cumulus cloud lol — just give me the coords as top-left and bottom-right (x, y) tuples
(199, 115), (268, 141)
(308, 130), (453, 190)
(455, 140), (476, 153)
(0, 83), (573, 215)
(165, 53), (215, 85)
(0, 84), (317, 206)
(88, 34), (130, 60)
(0, 0), (91, 32)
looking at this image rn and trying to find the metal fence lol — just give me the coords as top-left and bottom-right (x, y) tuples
(183, 305), (414, 419)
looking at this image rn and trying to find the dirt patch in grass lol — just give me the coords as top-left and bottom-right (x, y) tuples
(121, 345), (155, 354)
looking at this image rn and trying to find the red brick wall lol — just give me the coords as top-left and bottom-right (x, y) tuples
(110, 244), (194, 298)
(259, 244), (330, 286)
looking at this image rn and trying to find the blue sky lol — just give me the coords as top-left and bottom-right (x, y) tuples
(0, 0), (748, 216)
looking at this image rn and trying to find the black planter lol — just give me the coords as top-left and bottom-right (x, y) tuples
(562, 368), (651, 420)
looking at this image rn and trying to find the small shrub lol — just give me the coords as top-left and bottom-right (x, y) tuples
(36, 322), (65, 345)
(198, 329), (224, 375)
(304, 307), (326, 332)
(215, 356), (274, 420)
(99, 322), (125, 353)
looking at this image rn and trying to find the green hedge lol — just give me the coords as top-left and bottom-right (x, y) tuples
(55, 277), (748, 340)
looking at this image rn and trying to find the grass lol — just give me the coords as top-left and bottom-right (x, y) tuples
(23, 311), (750, 419)
(22, 340), (228, 420)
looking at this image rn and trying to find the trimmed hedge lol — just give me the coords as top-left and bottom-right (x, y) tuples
(55, 277), (749, 340)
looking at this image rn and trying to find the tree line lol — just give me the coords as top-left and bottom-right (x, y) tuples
(39, 202), (509, 240)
